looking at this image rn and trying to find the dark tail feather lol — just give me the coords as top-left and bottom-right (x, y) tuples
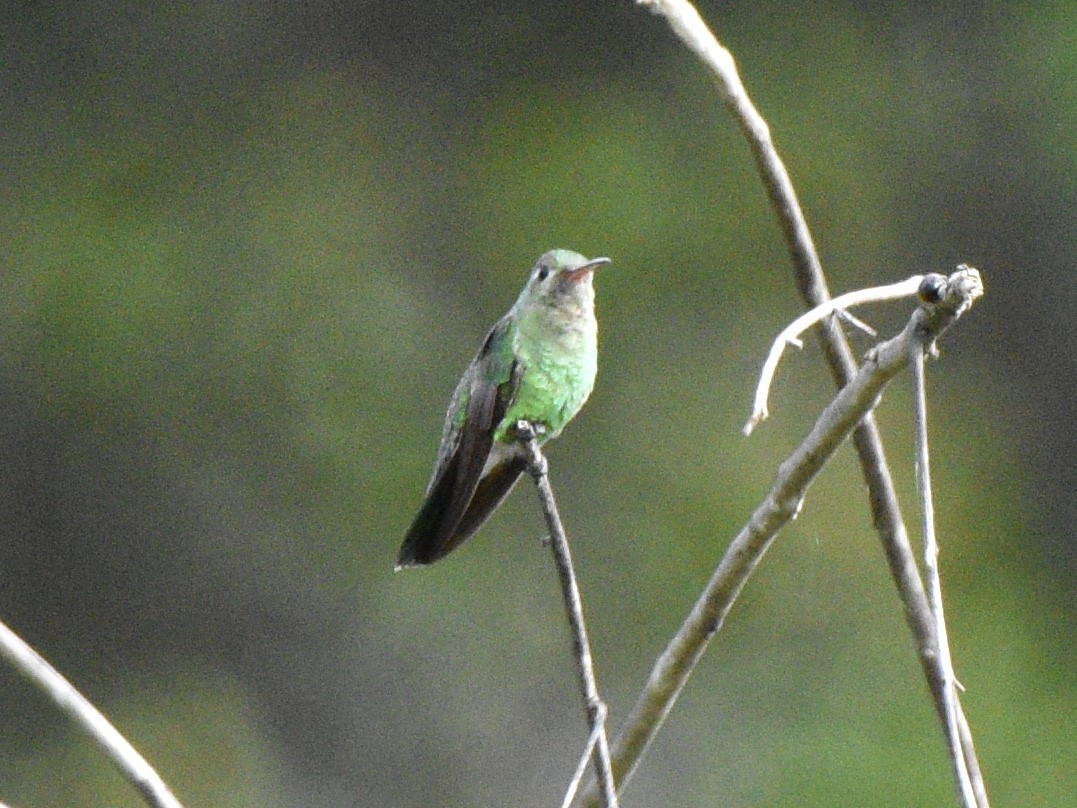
(396, 450), (474, 569)
(452, 456), (525, 547)
(396, 457), (526, 569)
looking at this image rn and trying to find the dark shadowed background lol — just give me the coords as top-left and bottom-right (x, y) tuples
(0, 2), (1073, 806)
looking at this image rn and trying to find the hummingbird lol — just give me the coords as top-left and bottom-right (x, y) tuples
(396, 249), (610, 569)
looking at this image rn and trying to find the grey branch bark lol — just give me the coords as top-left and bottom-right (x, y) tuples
(582, 268), (982, 805)
(515, 421), (619, 808)
(619, 1), (990, 805)
(910, 319), (987, 808)
(0, 618), (184, 808)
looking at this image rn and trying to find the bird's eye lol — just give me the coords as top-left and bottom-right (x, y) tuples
(537, 265), (551, 282)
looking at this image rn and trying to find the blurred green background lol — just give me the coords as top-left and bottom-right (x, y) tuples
(0, 1), (1072, 806)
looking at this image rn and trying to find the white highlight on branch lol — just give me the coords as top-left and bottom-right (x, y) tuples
(744, 276), (925, 435)
(0, 619), (184, 808)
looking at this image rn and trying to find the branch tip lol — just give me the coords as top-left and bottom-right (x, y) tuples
(745, 275), (926, 434)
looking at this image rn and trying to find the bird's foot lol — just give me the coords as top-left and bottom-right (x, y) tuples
(513, 420), (549, 478)
(512, 420), (546, 442)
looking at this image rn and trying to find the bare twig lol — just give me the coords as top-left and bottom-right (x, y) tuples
(911, 344), (974, 806)
(584, 269), (982, 803)
(514, 421), (619, 808)
(0, 618), (184, 808)
(956, 708), (990, 807)
(745, 275), (926, 434)
(560, 703), (607, 808)
(911, 274), (989, 808)
(627, 1), (988, 804)
(833, 307), (878, 338)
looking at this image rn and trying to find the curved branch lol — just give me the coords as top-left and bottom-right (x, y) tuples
(745, 276), (926, 433)
(628, 2), (989, 804)
(0, 618), (184, 808)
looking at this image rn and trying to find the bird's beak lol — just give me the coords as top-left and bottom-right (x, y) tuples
(564, 256), (611, 281)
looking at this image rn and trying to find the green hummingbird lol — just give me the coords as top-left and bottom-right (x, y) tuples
(396, 249), (610, 569)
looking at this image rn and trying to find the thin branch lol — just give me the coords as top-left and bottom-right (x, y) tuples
(630, 1), (988, 803)
(914, 277), (990, 808)
(745, 275), (926, 434)
(832, 307), (878, 338)
(581, 268), (983, 806)
(560, 703), (607, 808)
(0, 618), (184, 808)
(514, 421), (619, 808)
(956, 707), (990, 807)
(910, 276), (990, 807)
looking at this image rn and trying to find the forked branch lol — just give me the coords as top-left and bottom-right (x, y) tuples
(625, 1), (989, 805)
(580, 268), (982, 805)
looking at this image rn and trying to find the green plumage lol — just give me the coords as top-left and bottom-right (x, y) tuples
(396, 249), (609, 569)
